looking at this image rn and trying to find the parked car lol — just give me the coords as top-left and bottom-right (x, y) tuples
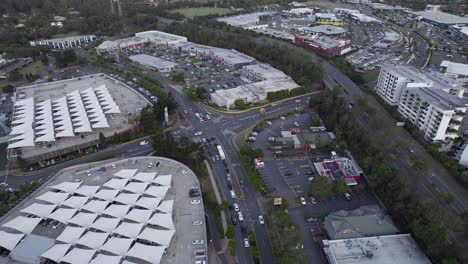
(300, 197), (306, 205)
(231, 215), (238, 225)
(237, 211), (244, 221)
(241, 224), (247, 234)
(243, 238), (250, 248)
(344, 192), (352, 201)
(192, 240), (204, 245)
(258, 215), (265, 225)
(194, 131), (203, 136)
(233, 203), (239, 212)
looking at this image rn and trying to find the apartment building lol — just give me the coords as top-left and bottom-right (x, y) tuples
(30, 35), (96, 49)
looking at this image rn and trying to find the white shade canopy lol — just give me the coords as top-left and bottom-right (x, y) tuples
(52, 96), (74, 138)
(103, 178), (128, 190)
(113, 222), (144, 239)
(137, 228), (175, 247)
(113, 193), (140, 205)
(90, 254), (122, 264)
(113, 169), (138, 179)
(126, 242), (165, 264)
(2, 216), (42, 234)
(47, 208), (77, 224)
(93, 189), (119, 201)
(157, 200), (174, 214)
(20, 203), (56, 218)
(50, 181), (82, 193)
(103, 204), (131, 218)
(61, 196), (89, 209)
(0, 231), (25, 250)
(100, 236), (134, 256)
(35, 99), (56, 142)
(94, 85), (121, 114)
(147, 213), (175, 230)
(41, 243), (71, 262)
(123, 182), (149, 194)
(91, 217), (121, 233)
(75, 231), (109, 250)
(36, 191), (69, 204)
(74, 185), (100, 197)
(153, 175), (172, 186)
(133, 172), (157, 182)
(56, 226), (86, 243)
(68, 212), (98, 227)
(121, 261), (138, 264)
(8, 97), (35, 149)
(135, 197), (161, 210)
(144, 186), (169, 198)
(61, 247), (96, 264)
(81, 87), (109, 129)
(124, 209), (153, 223)
(67, 90), (92, 133)
(81, 200), (109, 213)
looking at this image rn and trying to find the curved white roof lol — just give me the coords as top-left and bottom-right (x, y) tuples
(90, 254), (122, 264)
(157, 200), (174, 214)
(112, 222), (144, 239)
(0, 231), (25, 250)
(35, 99), (55, 142)
(133, 172), (158, 182)
(50, 181), (82, 193)
(61, 196), (89, 209)
(56, 226), (86, 243)
(123, 182), (148, 194)
(20, 203), (56, 218)
(93, 189), (119, 201)
(138, 227), (175, 247)
(47, 208), (77, 224)
(114, 169), (138, 179)
(2, 216), (42, 234)
(103, 204), (131, 218)
(153, 175), (172, 186)
(124, 208), (153, 223)
(103, 178), (128, 190)
(144, 186), (169, 198)
(100, 236), (134, 256)
(8, 97), (35, 148)
(52, 96), (74, 138)
(148, 213), (175, 230)
(68, 212), (98, 227)
(76, 231), (109, 250)
(61, 247), (96, 264)
(41, 243), (72, 262)
(82, 200), (109, 213)
(135, 197), (161, 210)
(36, 191), (69, 204)
(74, 185), (100, 197)
(126, 242), (165, 264)
(91, 217), (121, 233)
(114, 193), (140, 205)
(67, 90), (92, 133)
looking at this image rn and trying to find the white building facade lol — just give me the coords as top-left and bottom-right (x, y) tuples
(30, 35), (96, 49)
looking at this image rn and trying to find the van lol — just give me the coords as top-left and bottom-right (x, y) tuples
(230, 190), (236, 199)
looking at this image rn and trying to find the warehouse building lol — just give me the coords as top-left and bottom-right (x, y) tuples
(0, 156), (207, 264)
(217, 12), (274, 29)
(407, 6), (468, 27)
(30, 35), (97, 49)
(350, 13), (380, 23)
(128, 54), (177, 73)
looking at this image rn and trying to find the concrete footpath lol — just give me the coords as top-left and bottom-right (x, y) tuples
(204, 160), (227, 233)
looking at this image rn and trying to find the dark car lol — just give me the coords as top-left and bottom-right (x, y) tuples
(189, 189), (200, 197)
(227, 182), (232, 190)
(254, 127), (262, 133)
(231, 215), (238, 225)
(305, 170), (314, 175)
(241, 224), (247, 234)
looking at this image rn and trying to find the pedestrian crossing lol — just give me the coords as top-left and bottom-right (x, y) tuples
(0, 169), (20, 176)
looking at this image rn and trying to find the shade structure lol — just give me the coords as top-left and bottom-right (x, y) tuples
(2, 216), (42, 234)
(113, 193), (140, 205)
(123, 182), (149, 194)
(121, 261), (138, 264)
(147, 213), (175, 230)
(20, 203), (56, 218)
(100, 236), (134, 256)
(0, 231), (25, 250)
(36, 191), (69, 204)
(114, 169), (138, 179)
(75, 231), (109, 250)
(124, 209), (153, 224)
(68, 212), (98, 227)
(61, 196), (89, 209)
(137, 228), (175, 247)
(135, 197), (161, 210)
(144, 186), (169, 198)
(153, 174), (172, 186)
(103, 204), (131, 218)
(8, 97), (35, 149)
(93, 189), (119, 201)
(56, 226), (86, 244)
(126, 242), (165, 264)
(52, 96), (74, 138)
(91, 217), (121, 233)
(74, 185), (100, 197)
(157, 200), (174, 214)
(133, 172), (157, 182)
(112, 222), (144, 239)
(103, 178), (128, 190)
(81, 200), (109, 214)
(41, 243), (72, 262)
(90, 254), (122, 264)
(47, 208), (77, 224)
(49, 181), (81, 193)
(61, 247), (96, 264)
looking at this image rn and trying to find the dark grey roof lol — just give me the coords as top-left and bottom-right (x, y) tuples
(10, 234), (55, 262)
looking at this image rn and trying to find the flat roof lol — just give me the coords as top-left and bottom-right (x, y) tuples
(35, 35), (96, 43)
(301, 35), (350, 49)
(217, 12), (274, 27)
(410, 10), (468, 25)
(440, 60), (468, 76)
(300, 25), (347, 35)
(128, 54), (177, 70)
(323, 234), (431, 264)
(242, 63), (290, 80)
(410, 86), (467, 111)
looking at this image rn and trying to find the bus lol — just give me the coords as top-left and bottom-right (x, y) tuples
(216, 145), (226, 161)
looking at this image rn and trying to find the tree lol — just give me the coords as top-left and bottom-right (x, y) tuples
(171, 72), (185, 82)
(334, 179), (351, 196)
(98, 132), (106, 148)
(195, 87), (206, 99)
(234, 99), (247, 110)
(7, 70), (22, 81)
(310, 176), (333, 200)
(55, 50), (78, 68)
(309, 116), (321, 127)
(2, 84), (14, 93)
(226, 225), (235, 239)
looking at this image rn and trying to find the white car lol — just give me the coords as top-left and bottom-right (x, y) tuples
(148, 162), (153, 168)
(192, 220), (203, 226)
(191, 199), (201, 205)
(248, 136), (256, 142)
(295, 99), (301, 103)
(258, 215), (265, 225)
(192, 240), (204, 245)
(237, 211), (244, 221)
(233, 203), (239, 212)
(86, 170), (91, 177)
(230, 190), (236, 199)
(194, 131), (203, 136)
(266, 121), (272, 126)
(182, 169), (188, 174)
(243, 238), (250, 248)
(111, 163), (116, 169)
(300, 197), (306, 205)
(201, 138), (206, 143)
(280, 116), (285, 120)
(251, 132), (258, 136)
(294, 122), (299, 127)
(140, 140), (149, 146)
